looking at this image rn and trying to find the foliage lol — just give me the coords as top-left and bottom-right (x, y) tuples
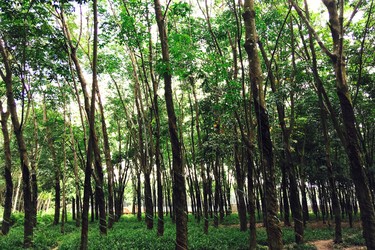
(0, 213), (367, 249)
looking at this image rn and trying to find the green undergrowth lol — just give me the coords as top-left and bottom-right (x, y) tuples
(0, 213), (364, 249)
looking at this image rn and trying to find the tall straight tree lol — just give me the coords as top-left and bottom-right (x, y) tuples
(257, 13), (304, 242)
(43, 97), (61, 226)
(242, 1), (283, 249)
(0, 100), (13, 235)
(291, 0), (375, 248)
(57, 0), (107, 238)
(148, 26), (165, 236)
(154, 0), (188, 249)
(0, 39), (34, 248)
(302, 0), (342, 243)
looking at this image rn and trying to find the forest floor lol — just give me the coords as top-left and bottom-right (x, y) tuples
(305, 221), (365, 250)
(310, 239), (366, 249)
(0, 212), (367, 249)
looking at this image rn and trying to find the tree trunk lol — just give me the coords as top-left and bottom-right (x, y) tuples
(292, 0), (375, 247)
(154, 1), (188, 248)
(95, 80), (115, 229)
(0, 39), (34, 248)
(234, 140), (247, 231)
(69, 116), (81, 227)
(191, 82), (209, 234)
(145, 172), (154, 229)
(258, 29), (304, 242)
(59, 1), (107, 238)
(322, 1), (375, 246)
(137, 172), (142, 222)
(1, 101), (13, 235)
(30, 103), (39, 228)
(281, 162), (291, 227)
(13, 173), (22, 213)
(242, 1), (283, 248)
(247, 151), (257, 250)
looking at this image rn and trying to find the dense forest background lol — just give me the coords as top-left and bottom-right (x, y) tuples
(0, 0), (374, 249)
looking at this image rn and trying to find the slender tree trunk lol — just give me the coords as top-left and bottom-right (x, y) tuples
(154, 1), (188, 248)
(61, 112), (67, 234)
(80, 136), (94, 250)
(191, 82), (209, 234)
(13, 173), (22, 213)
(247, 150), (257, 250)
(43, 98), (61, 226)
(30, 102), (38, 228)
(258, 28), (304, 242)
(0, 39), (34, 248)
(69, 116), (81, 227)
(144, 172), (154, 229)
(281, 162), (291, 227)
(95, 81), (115, 229)
(1, 101), (13, 235)
(324, 1), (375, 246)
(146, 16), (164, 235)
(292, 0), (375, 247)
(243, 1), (283, 248)
(137, 171), (142, 221)
(234, 140), (247, 231)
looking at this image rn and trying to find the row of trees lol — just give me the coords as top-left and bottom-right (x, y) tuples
(1, 0), (374, 249)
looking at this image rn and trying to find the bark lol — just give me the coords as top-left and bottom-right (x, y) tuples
(151, 46), (164, 236)
(137, 172), (142, 221)
(258, 28), (304, 242)
(318, 61), (342, 243)
(191, 82), (209, 234)
(130, 47), (153, 230)
(30, 103), (38, 228)
(154, 1), (188, 248)
(247, 151), (257, 250)
(145, 172), (154, 229)
(1, 101), (13, 235)
(242, 1), (283, 249)
(0, 39), (34, 248)
(59, 1), (107, 238)
(69, 116), (81, 227)
(80, 135), (94, 250)
(43, 98), (61, 226)
(95, 81), (115, 229)
(325, 1), (375, 247)
(188, 93), (202, 222)
(234, 139), (247, 231)
(13, 173), (22, 212)
(291, 0), (375, 246)
(281, 162), (291, 227)
(72, 198), (76, 221)
(61, 108), (67, 234)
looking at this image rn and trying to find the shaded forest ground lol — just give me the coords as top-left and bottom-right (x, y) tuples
(0, 212), (366, 249)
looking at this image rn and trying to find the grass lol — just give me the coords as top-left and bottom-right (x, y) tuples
(0, 212), (365, 249)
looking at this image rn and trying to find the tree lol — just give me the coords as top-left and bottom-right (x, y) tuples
(243, 0), (283, 249)
(291, 0), (375, 247)
(0, 100), (12, 235)
(0, 38), (34, 248)
(154, 0), (188, 248)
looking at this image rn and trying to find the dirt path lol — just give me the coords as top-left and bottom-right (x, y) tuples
(311, 240), (334, 249)
(310, 239), (366, 250)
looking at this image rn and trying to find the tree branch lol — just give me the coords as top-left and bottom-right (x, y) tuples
(344, 0), (364, 31)
(289, 0), (335, 59)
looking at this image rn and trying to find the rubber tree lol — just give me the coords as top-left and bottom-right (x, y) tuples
(0, 38), (34, 248)
(0, 100), (13, 235)
(291, 0), (375, 248)
(242, 0), (283, 249)
(154, 0), (188, 248)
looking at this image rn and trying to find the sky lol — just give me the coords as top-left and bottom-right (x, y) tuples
(307, 0), (324, 12)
